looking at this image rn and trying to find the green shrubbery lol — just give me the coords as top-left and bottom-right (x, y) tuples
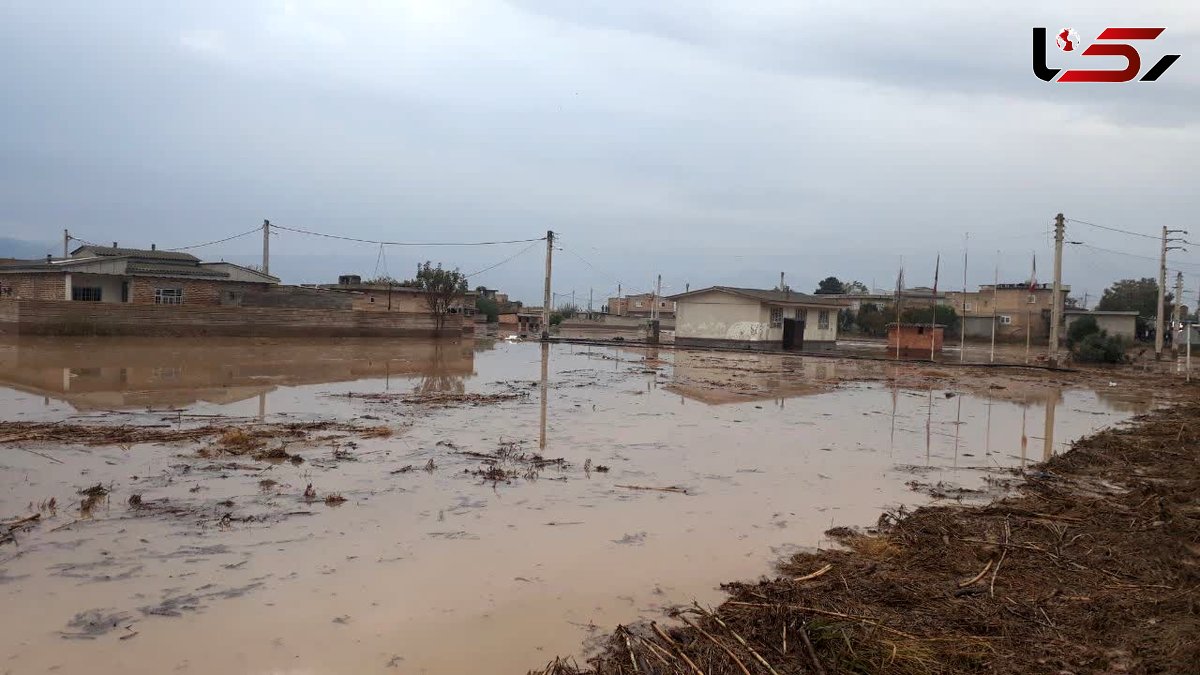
(1067, 316), (1127, 363)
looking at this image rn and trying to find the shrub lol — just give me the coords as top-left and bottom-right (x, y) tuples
(1072, 332), (1127, 363)
(1067, 315), (1100, 346)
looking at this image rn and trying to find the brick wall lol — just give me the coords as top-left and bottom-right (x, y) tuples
(0, 273), (65, 300)
(241, 286), (351, 310)
(0, 299), (463, 337)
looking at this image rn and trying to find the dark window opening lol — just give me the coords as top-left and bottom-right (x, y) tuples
(72, 287), (102, 302)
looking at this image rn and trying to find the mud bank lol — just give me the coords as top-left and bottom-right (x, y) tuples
(532, 392), (1200, 674)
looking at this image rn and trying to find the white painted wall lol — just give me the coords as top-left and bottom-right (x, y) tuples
(68, 273), (126, 303)
(676, 291), (770, 341)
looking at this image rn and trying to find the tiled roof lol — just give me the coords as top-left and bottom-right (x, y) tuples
(668, 286), (849, 306)
(72, 245), (199, 262)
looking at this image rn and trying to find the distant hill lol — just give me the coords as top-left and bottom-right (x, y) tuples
(0, 237), (55, 260)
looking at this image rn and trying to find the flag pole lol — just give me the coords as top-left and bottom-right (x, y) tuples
(894, 258), (904, 361)
(990, 252), (998, 363)
(960, 234), (968, 363)
(930, 253), (940, 361)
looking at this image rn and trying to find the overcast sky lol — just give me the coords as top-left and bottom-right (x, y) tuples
(1, 1), (1198, 306)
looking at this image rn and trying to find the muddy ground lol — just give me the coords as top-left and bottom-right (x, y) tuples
(531, 386), (1200, 674)
(0, 337), (1185, 673)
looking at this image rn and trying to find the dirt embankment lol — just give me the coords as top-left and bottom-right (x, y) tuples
(533, 392), (1200, 674)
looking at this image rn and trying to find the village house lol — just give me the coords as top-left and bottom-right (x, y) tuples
(0, 244), (278, 305)
(944, 283), (1070, 342)
(1064, 309), (1137, 342)
(606, 292), (675, 319)
(498, 311), (543, 335)
(317, 275), (476, 317)
(669, 286), (849, 350)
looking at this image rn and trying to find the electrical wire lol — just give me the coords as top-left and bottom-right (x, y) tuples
(166, 227), (263, 251)
(271, 223), (545, 247)
(465, 240), (542, 278)
(1067, 217), (1159, 240)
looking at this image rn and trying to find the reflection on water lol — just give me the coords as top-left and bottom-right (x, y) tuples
(0, 337), (478, 411)
(0, 339), (1158, 675)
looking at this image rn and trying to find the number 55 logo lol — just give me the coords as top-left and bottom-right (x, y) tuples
(1033, 27), (1181, 82)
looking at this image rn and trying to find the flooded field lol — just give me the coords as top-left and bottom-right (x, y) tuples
(0, 337), (1156, 674)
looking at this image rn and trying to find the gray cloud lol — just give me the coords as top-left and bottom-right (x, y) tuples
(1, 1), (1197, 302)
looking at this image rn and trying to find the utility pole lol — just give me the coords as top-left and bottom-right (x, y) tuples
(1173, 271), (1184, 354)
(652, 274), (662, 321)
(1049, 213), (1065, 366)
(63, 229), (69, 258)
(1157, 226), (1188, 360)
(588, 288), (593, 314)
(262, 220), (271, 275)
(541, 230), (554, 340)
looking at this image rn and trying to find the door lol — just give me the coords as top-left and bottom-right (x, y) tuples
(782, 318), (804, 351)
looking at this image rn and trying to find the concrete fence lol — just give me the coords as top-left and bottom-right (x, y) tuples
(0, 299), (461, 338)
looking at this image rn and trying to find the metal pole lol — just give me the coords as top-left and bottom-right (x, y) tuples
(1025, 308), (1031, 364)
(1049, 213), (1065, 366)
(960, 234), (968, 363)
(990, 255), (998, 363)
(541, 231), (554, 340)
(262, 219), (270, 275)
(930, 253), (939, 361)
(1157, 226), (1167, 360)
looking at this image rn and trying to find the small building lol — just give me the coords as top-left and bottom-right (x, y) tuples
(1064, 309), (1137, 342)
(316, 277), (476, 316)
(607, 292), (676, 319)
(669, 286), (849, 350)
(498, 312), (542, 334)
(0, 244), (278, 305)
(887, 323), (945, 354)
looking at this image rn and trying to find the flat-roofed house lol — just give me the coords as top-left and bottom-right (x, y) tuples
(669, 286), (849, 351)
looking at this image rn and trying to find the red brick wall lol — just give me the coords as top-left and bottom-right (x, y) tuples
(0, 299), (464, 337)
(0, 273), (65, 300)
(888, 325), (944, 352)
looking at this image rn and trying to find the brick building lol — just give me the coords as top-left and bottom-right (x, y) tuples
(944, 283), (1070, 341)
(0, 245), (278, 305)
(607, 292), (675, 318)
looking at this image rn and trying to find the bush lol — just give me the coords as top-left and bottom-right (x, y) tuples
(475, 297), (499, 322)
(1067, 315), (1100, 346)
(1072, 332), (1127, 363)
(900, 305), (960, 336)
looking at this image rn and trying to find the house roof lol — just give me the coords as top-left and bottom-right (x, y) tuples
(667, 286), (850, 307)
(71, 245), (199, 262)
(126, 263), (229, 278)
(1064, 309), (1139, 316)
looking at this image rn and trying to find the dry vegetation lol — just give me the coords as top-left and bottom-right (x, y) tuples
(533, 396), (1200, 674)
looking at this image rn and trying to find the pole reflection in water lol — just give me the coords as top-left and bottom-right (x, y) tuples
(538, 341), (549, 451)
(985, 398), (993, 456)
(925, 388), (933, 466)
(889, 378), (899, 455)
(1020, 398), (1029, 468)
(1042, 393), (1057, 462)
(953, 395), (962, 468)
(257, 392), (266, 421)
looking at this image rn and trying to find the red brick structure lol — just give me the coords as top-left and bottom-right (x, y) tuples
(887, 323), (945, 354)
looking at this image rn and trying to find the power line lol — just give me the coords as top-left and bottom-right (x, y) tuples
(1071, 241), (1200, 271)
(1066, 217), (1159, 240)
(465, 240), (542, 278)
(166, 227), (262, 251)
(270, 223), (545, 247)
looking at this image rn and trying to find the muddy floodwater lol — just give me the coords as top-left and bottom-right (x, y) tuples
(0, 337), (1153, 674)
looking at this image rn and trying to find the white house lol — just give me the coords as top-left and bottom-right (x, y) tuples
(668, 286), (849, 350)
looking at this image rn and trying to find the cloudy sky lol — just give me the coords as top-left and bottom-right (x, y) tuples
(1, 1), (1197, 305)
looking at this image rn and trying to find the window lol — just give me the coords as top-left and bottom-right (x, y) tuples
(1028, 294), (1037, 304)
(154, 288), (183, 305)
(795, 308), (805, 320)
(72, 287), (102, 302)
(964, 302), (973, 311)
(999, 315), (1012, 325)
(769, 307), (783, 328)
(818, 310), (830, 330)
(634, 300), (644, 308)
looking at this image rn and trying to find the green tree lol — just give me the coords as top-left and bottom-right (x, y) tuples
(1097, 278), (1172, 322)
(854, 303), (889, 337)
(475, 296), (499, 322)
(900, 305), (960, 336)
(814, 276), (845, 295)
(1066, 315), (1100, 346)
(404, 261), (468, 333)
(844, 280), (870, 294)
(1072, 332), (1127, 363)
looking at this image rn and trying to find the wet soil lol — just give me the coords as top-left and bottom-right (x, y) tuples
(533, 391), (1200, 674)
(0, 337), (1178, 673)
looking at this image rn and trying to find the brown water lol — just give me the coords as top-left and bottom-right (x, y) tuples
(0, 338), (1151, 674)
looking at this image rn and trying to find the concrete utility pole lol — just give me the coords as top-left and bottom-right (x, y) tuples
(262, 220), (271, 275)
(541, 230), (554, 340)
(1157, 226), (1188, 360)
(652, 274), (662, 321)
(63, 229), (69, 258)
(1049, 213), (1065, 365)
